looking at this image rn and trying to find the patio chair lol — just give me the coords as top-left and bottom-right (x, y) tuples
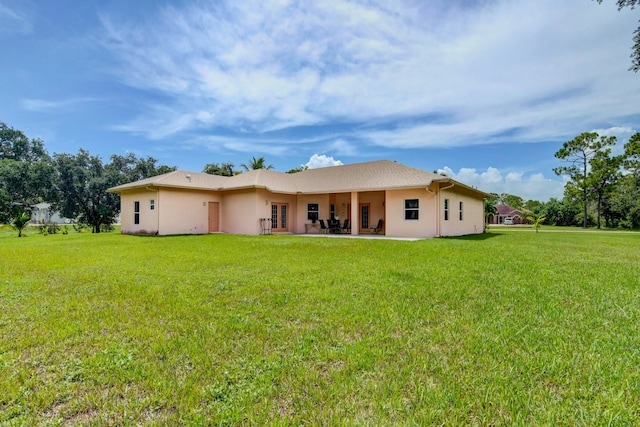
(370, 219), (383, 234)
(339, 219), (350, 234)
(319, 219), (330, 234)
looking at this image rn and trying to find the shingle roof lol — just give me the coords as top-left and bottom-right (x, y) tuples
(107, 170), (230, 192)
(289, 160), (449, 193)
(497, 204), (522, 215)
(108, 160), (485, 197)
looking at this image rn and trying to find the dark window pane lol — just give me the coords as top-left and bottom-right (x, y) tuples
(405, 210), (419, 220)
(281, 205), (287, 228)
(134, 201), (140, 224)
(405, 199), (419, 209)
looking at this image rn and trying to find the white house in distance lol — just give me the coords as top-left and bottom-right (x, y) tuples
(31, 202), (73, 224)
(107, 160), (489, 238)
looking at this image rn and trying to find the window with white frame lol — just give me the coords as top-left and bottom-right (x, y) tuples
(444, 199), (449, 221)
(134, 201), (140, 225)
(150, 199), (155, 210)
(459, 201), (463, 220)
(307, 203), (318, 221)
(330, 204), (336, 218)
(404, 199), (419, 220)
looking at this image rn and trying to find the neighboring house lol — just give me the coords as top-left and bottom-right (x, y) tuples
(492, 204), (524, 224)
(107, 160), (489, 238)
(31, 202), (73, 224)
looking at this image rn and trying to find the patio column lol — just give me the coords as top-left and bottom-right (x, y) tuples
(350, 191), (359, 235)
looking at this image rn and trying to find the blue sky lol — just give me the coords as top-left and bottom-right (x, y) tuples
(1, 0), (639, 201)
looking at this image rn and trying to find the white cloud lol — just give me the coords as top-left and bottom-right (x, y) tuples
(306, 154), (343, 169)
(99, 0), (639, 153)
(0, 3), (32, 35)
(587, 126), (638, 155)
(439, 166), (565, 201)
(328, 139), (358, 156)
(592, 126), (635, 137)
(21, 97), (104, 113)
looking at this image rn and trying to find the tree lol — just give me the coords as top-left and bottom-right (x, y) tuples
(524, 199), (544, 213)
(54, 150), (174, 233)
(543, 197), (581, 226)
(108, 153), (176, 183)
(0, 122), (57, 222)
(240, 156), (274, 171)
(1, 121), (48, 161)
(54, 150), (119, 233)
(203, 162), (235, 176)
(484, 198), (497, 224)
(596, 0), (640, 72)
(624, 132), (640, 174)
(587, 146), (623, 228)
(10, 211), (31, 237)
(286, 165), (309, 174)
(601, 179), (632, 227)
(497, 193), (524, 209)
(554, 132), (616, 228)
(526, 213), (546, 233)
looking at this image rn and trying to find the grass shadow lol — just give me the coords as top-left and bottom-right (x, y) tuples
(441, 232), (502, 241)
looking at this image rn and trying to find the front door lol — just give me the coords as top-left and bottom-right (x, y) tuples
(359, 203), (371, 233)
(208, 202), (219, 232)
(271, 203), (289, 232)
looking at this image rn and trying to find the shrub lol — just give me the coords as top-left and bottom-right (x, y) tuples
(72, 220), (91, 233)
(38, 222), (60, 235)
(10, 212), (31, 237)
(100, 223), (115, 232)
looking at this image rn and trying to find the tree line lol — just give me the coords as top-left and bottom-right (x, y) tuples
(4, 120), (639, 235)
(1, 122), (303, 235)
(1, 121), (176, 233)
(485, 131), (640, 229)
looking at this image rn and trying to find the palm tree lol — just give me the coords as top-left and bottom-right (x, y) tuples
(527, 213), (546, 233)
(10, 211), (31, 237)
(484, 199), (497, 224)
(240, 156), (274, 171)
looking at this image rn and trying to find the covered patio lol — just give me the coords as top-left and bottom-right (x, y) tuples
(296, 190), (386, 236)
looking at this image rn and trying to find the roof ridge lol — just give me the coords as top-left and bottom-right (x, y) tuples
(108, 160), (487, 198)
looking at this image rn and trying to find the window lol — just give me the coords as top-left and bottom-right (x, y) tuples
(444, 199), (449, 221)
(404, 199), (419, 220)
(134, 201), (140, 225)
(330, 204), (336, 218)
(150, 199), (155, 210)
(307, 203), (319, 221)
(459, 201), (463, 220)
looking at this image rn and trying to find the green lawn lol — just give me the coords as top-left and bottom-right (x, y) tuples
(1, 229), (639, 425)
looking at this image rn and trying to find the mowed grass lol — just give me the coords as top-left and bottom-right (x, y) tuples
(0, 229), (639, 425)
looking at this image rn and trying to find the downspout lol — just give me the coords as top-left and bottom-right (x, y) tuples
(426, 185), (438, 237)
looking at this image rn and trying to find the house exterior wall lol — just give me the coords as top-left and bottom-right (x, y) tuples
(296, 194), (330, 232)
(332, 193), (351, 221)
(157, 188), (221, 235)
(115, 175), (486, 238)
(357, 191), (385, 233)
(221, 189), (261, 234)
(439, 188), (485, 237)
(261, 189), (298, 233)
(120, 188), (159, 234)
(385, 188), (438, 238)
(119, 188), (223, 235)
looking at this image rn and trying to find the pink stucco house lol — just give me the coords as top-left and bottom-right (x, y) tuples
(491, 204), (524, 224)
(108, 160), (489, 238)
